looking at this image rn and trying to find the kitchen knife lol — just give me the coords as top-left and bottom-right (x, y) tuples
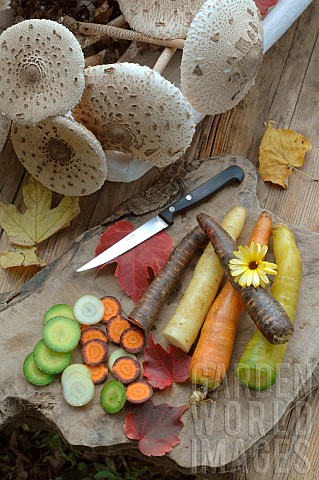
(76, 165), (245, 272)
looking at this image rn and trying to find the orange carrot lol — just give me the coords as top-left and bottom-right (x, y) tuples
(120, 327), (145, 353)
(80, 323), (91, 332)
(105, 315), (131, 344)
(80, 326), (108, 346)
(112, 356), (141, 384)
(126, 380), (153, 403)
(85, 362), (109, 384)
(81, 339), (108, 366)
(101, 296), (121, 323)
(196, 212), (294, 345)
(190, 211), (273, 391)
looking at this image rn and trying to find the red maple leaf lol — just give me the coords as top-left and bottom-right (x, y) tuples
(254, 0), (279, 15)
(123, 400), (188, 456)
(95, 220), (175, 303)
(142, 333), (191, 389)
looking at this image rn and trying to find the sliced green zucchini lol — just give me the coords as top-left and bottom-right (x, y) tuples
(42, 316), (80, 352)
(43, 303), (76, 325)
(33, 339), (71, 374)
(23, 352), (55, 386)
(100, 379), (126, 414)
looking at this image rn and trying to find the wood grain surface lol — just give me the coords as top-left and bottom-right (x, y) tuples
(1, 2), (319, 478)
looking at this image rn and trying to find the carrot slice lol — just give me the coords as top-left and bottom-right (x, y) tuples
(101, 296), (121, 323)
(80, 324), (92, 332)
(105, 315), (131, 344)
(126, 380), (153, 403)
(80, 326), (108, 346)
(81, 339), (108, 366)
(120, 326), (145, 353)
(85, 363), (109, 384)
(112, 356), (141, 384)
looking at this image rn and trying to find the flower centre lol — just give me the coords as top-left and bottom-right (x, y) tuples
(248, 260), (259, 270)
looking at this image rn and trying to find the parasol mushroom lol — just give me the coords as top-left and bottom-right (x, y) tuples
(11, 116), (108, 196)
(117, 0), (205, 40)
(72, 63), (195, 168)
(180, 0), (264, 115)
(0, 19), (85, 124)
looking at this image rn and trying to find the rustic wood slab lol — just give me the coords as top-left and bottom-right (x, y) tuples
(0, 156), (318, 474)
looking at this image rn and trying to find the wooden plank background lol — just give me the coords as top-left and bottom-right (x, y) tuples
(1, 2), (319, 478)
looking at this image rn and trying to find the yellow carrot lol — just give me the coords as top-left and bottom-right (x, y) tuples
(162, 205), (246, 352)
(236, 223), (302, 390)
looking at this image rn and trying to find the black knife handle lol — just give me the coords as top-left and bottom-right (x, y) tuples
(158, 165), (245, 225)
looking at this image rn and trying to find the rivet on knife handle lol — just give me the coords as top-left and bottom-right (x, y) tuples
(158, 165), (245, 226)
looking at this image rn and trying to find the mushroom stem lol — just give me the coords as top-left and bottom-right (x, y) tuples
(78, 22), (185, 49)
(63, 14), (128, 49)
(153, 47), (177, 73)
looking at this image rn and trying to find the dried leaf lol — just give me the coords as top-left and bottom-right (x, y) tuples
(0, 176), (80, 246)
(123, 399), (188, 456)
(96, 220), (175, 303)
(258, 122), (312, 189)
(143, 333), (191, 389)
(0, 246), (46, 268)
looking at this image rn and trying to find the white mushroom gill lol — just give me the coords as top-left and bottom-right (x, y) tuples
(0, 19), (85, 124)
(72, 63), (196, 168)
(11, 116), (108, 196)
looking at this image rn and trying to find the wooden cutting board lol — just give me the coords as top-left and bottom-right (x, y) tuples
(1, 156), (318, 474)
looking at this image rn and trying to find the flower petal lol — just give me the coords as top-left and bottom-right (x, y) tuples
(252, 270), (260, 288)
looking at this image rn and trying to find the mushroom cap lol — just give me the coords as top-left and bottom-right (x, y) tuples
(11, 116), (108, 196)
(72, 63), (196, 168)
(181, 0), (264, 116)
(0, 19), (85, 124)
(117, 0), (206, 40)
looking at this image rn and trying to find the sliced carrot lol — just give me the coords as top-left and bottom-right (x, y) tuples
(105, 315), (131, 344)
(120, 326), (145, 353)
(112, 356), (141, 384)
(80, 324), (92, 332)
(101, 296), (121, 323)
(85, 363), (109, 384)
(126, 380), (153, 403)
(80, 326), (108, 346)
(190, 211), (273, 391)
(81, 339), (108, 366)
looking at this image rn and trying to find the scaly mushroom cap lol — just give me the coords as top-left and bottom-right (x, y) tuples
(0, 19), (85, 124)
(117, 0), (206, 39)
(11, 116), (108, 196)
(72, 63), (195, 168)
(181, 0), (264, 115)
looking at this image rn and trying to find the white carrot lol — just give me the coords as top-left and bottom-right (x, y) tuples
(162, 205), (246, 352)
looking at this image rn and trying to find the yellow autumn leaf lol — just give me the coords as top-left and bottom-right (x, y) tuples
(258, 122), (312, 189)
(0, 176), (80, 246)
(0, 246), (46, 268)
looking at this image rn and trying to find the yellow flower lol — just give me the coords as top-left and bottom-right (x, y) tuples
(229, 242), (277, 288)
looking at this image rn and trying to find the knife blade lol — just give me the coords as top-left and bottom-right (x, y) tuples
(76, 165), (245, 272)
